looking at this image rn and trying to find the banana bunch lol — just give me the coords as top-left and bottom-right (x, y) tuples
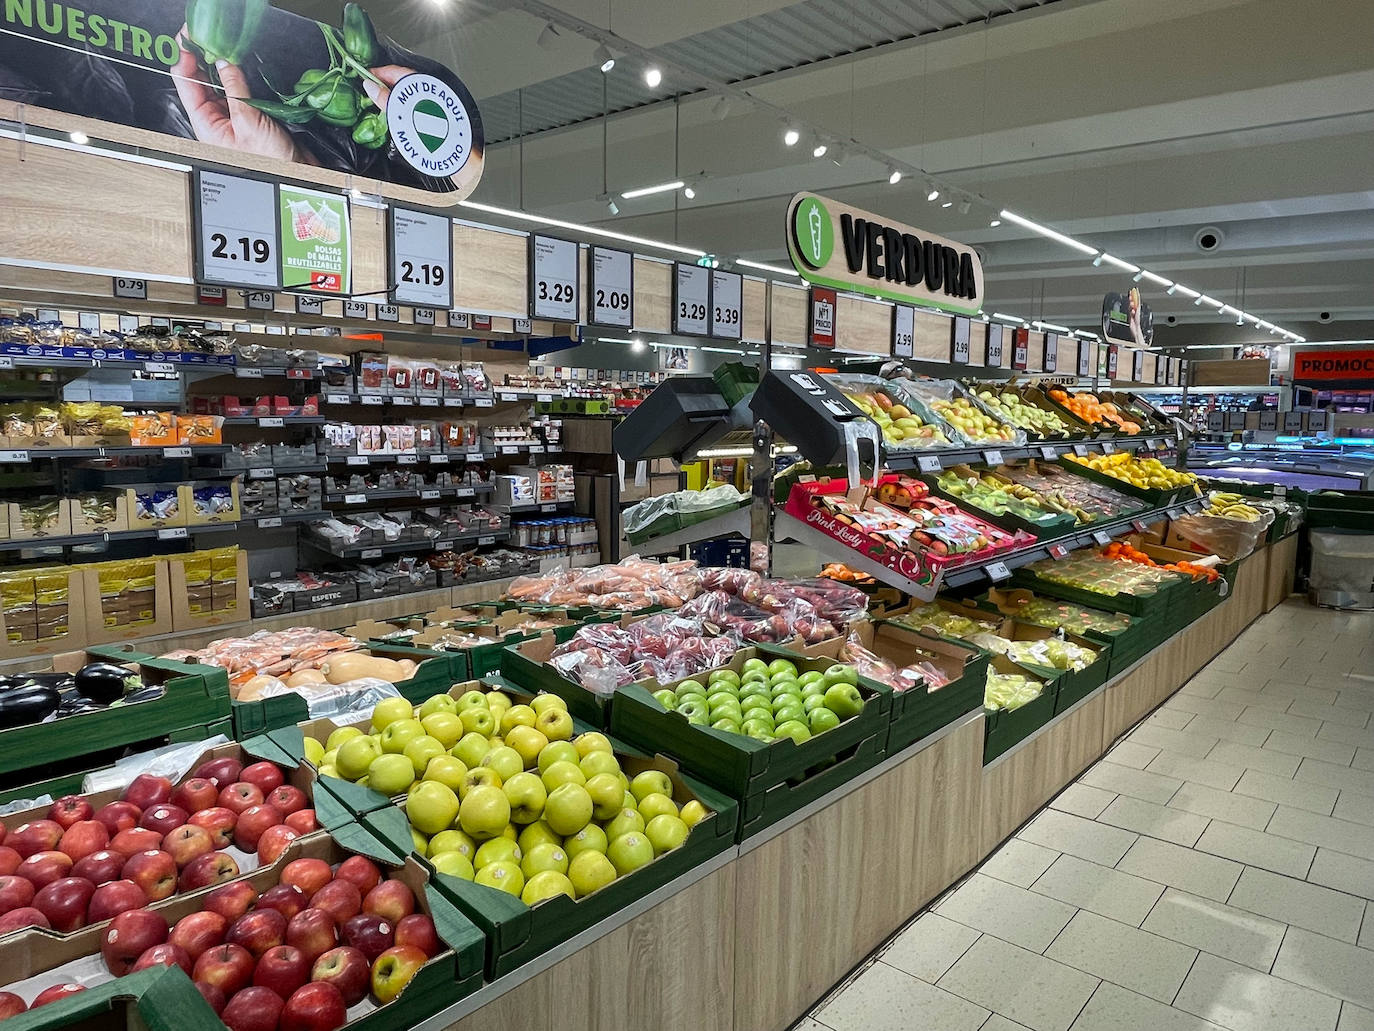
(1205, 492), (1263, 522)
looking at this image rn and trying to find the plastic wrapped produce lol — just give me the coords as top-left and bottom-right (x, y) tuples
(505, 556), (703, 609)
(984, 670), (1044, 711)
(824, 373), (955, 451)
(839, 632), (948, 693)
(899, 379), (1025, 446)
(623, 484), (748, 538)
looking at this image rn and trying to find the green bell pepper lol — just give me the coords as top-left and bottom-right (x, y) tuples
(184, 0), (267, 66)
(308, 79), (361, 127)
(351, 111), (388, 148)
(342, 3), (380, 65)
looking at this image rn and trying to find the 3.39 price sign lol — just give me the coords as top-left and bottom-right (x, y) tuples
(194, 170), (281, 291)
(710, 270), (743, 339)
(389, 207), (453, 310)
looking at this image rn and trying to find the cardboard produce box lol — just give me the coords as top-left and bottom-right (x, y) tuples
(125, 488), (186, 531)
(982, 654), (1060, 764)
(68, 491), (131, 536)
(182, 480), (241, 527)
(80, 559), (172, 646)
(5, 498), (73, 541)
(167, 548), (249, 632)
(0, 565), (84, 659)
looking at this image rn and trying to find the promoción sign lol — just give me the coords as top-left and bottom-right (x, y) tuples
(1292, 349), (1374, 381)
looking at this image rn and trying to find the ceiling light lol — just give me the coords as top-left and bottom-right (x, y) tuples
(989, 218), (1001, 227)
(812, 142), (828, 158)
(643, 67), (662, 88)
(711, 96), (730, 120)
(992, 312), (1024, 324)
(1140, 270), (1173, 287)
(605, 197), (619, 215)
(1133, 272), (1144, 282)
(1092, 253), (1104, 267)
(958, 199), (971, 215)
(537, 22), (559, 47)
(1193, 295), (1207, 306)
(927, 187), (940, 202)
(1173, 285), (1201, 299)
(69, 131), (88, 145)
(620, 180), (685, 199)
(1198, 295), (1224, 308)
(997, 210), (1099, 255)
(736, 258), (802, 277)
(941, 200), (953, 208)
(683, 186), (696, 200)
(631, 339), (645, 352)
(1032, 321), (1071, 334)
(888, 168), (902, 185)
(1098, 253), (1141, 273)
(783, 127), (800, 147)
(458, 199), (706, 259)
(1236, 313), (1246, 326)
(594, 44), (614, 72)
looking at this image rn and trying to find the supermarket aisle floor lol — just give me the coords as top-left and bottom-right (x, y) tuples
(802, 599), (1374, 1031)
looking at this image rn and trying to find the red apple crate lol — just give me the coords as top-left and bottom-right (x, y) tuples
(0, 826), (484, 1031)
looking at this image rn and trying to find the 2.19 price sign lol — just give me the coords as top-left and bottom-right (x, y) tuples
(530, 235), (579, 322)
(589, 246), (633, 328)
(710, 270), (743, 339)
(193, 170), (281, 291)
(389, 207), (452, 310)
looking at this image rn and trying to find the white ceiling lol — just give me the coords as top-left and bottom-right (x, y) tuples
(360, 0), (1374, 340)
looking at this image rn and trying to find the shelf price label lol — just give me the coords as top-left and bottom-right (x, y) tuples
(982, 449), (1004, 466)
(113, 277), (148, 300)
(344, 493), (368, 504)
(892, 304), (915, 359)
(710, 270), (743, 339)
(1308, 410), (1329, 432)
(389, 208), (453, 309)
(1206, 412), (1225, 432)
(376, 304), (400, 323)
(1073, 444), (1089, 457)
(344, 300), (369, 320)
(1077, 338), (1093, 378)
(1043, 333), (1059, 373)
(246, 291), (275, 311)
(673, 263), (711, 336)
(1040, 446), (1059, 461)
(1258, 411), (1278, 432)
(478, 536), (496, 547)
(161, 447), (192, 458)
(257, 517), (282, 528)
(917, 455), (942, 473)
(396, 454), (418, 464)
(1091, 529), (1113, 547)
(235, 367), (264, 379)
(1012, 328), (1030, 371)
(414, 308), (436, 326)
(194, 170), (281, 291)
(447, 311), (470, 329)
(951, 317), (971, 364)
(530, 235), (579, 321)
(156, 527), (188, 540)
(1283, 411), (1303, 433)
(1131, 518), (1149, 533)
(257, 417), (284, 428)
(1101, 440), (1115, 454)
(589, 246), (633, 328)
(295, 295), (323, 316)
(1048, 543), (1070, 559)
(360, 548), (382, 559)
(345, 455), (369, 466)
(78, 311), (102, 332)
(984, 561), (1011, 582)
(0, 450), (30, 463)
(986, 324), (1005, 367)
(540, 504), (556, 513)
(1132, 350), (1145, 381)
(420, 489), (441, 501)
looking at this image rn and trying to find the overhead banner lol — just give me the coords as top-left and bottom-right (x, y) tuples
(0, 0), (484, 198)
(1101, 288), (1153, 346)
(786, 192), (983, 316)
(1292, 349), (1374, 382)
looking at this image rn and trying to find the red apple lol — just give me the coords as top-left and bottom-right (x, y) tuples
(257, 883), (309, 921)
(16, 851), (71, 889)
(395, 913), (441, 958)
(0, 847), (20, 877)
(370, 945), (427, 1004)
(340, 913), (393, 962)
(33, 876), (96, 932)
(258, 826), (300, 865)
(86, 879), (147, 923)
(310, 945), (370, 1006)
(0, 906), (46, 935)
(47, 796), (94, 830)
(133, 942), (193, 976)
(280, 858), (332, 900)
(195, 757), (243, 789)
(163, 825), (214, 869)
(194, 981), (227, 1016)
(57, 820), (109, 863)
(171, 777), (219, 814)
(308, 880), (361, 925)
(233, 804), (283, 853)
(9, 820), (62, 858)
(71, 849), (126, 887)
(101, 908), (170, 976)
(218, 782), (264, 816)
(285, 907), (337, 964)
(284, 810), (318, 836)
(334, 856), (381, 896)
(223, 986), (285, 1031)
(266, 785), (307, 817)
(280, 982), (346, 1031)
(110, 828), (162, 856)
(122, 850), (177, 902)
(226, 907), (287, 958)
(240, 762), (286, 795)
(179, 851), (241, 891)
(362, 880), (415, 924)
(94, 801), (142, 838)
(31, 984), (86, 1009)
(193, 942), (255, 998)
(0, 992), (25, 1019)
(0, 875), (34, 913)
(187, 807), (237, 850)
(203, 879), (258, 923)
(122, 773), (173, 810)
(169, 910), (228, 961)
(254, 944), (310, 999)
(139, 804), (189, 837)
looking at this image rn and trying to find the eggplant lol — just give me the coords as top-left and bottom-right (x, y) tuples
(0, 685), (61, 729)
(8, 672), (76, 693)
(119, 685), (166, 706)
(74, 663), (140, 704)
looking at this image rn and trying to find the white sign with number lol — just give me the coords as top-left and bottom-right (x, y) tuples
(710, 270), (743, 339)
(674, 264), (711, 336)
(194, 171), (280, 290)
(951, 317), (971, 364)
(531, 235), (579, 321)
(113, 277), (147, 300)
(1077, 339), (1093, 377)
(1043, 333), (1059, 373)
(892, 305), (914, 358)
(390, 208), (452, 309)
(986, 324), (1005, 367)
(589, 247), (633, 328)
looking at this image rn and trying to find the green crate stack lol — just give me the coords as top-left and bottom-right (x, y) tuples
(983, 657), (1063, 763)
(967, 592), (1151, 680)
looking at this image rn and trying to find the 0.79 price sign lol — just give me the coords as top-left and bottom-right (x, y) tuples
(193, 170), (281, 291)
(389, 207), (453, 310)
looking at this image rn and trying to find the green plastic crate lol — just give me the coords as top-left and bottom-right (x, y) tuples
(1057, 455), (1201, 508)
(983, 664), (1061, 764)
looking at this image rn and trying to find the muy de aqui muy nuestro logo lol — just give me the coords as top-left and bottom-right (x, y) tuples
(387, 73), (475, 179)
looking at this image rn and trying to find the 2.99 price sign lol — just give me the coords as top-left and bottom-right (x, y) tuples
(389, 208), (453, 310)
(589, 246), (633, 328)
(194, 170), (281, 291)
(530, 235), (579, 321)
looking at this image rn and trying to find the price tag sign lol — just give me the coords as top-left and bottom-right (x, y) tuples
(1040, 446), (1059, 460)
(1073, 444), (1089, 457)
(892, 304), (915, 358)
(236, 367), (264, 379)
(1308, 410), (1329, 432)
(257, 417), (284, 428)
(376, 304), (400, 323)
(295, 295), (323, 316)
(414, 307), (436, 326)
(144, 361), (175, 374)
(324, 393), (351, 405)
(1077, 338), (1093, 377)
(246, 290), (275, 311)
(499, 392), (518, 402)
(447, 311), (470, 329)
(986, 324), (1005, 367)
(530, 235), (579, 321)
(156, 526), (189, 540)
(345, 455), (369, 466)
(917, 455), (942, 473)
(396, 453), (417, 464)
(589, 247), (633, 328)
(540, 504), (556, 513)
(257, 517), (282, 529)
(78, 311), (101, 332)
(344, 493), (367, 504)
(420, 489), (441, 501)
(1048, 543), (1070, 559)
(474, 397), (494, 408)
(113, 277), (147, 300)
(1132, 350), (1145, 382)
(360, 394), (384, 406)
(1225, 411), (1246, 430)
(454, 488), (474, 498)
(344, 300), (369, 320)
(36, 307), (59, 323)
(161, 447), (192, 458)
(710, 270), (743, 339)
(1043, 333), (1059, 373)
(1092, 530), (1113, 547)
(514, 318), (532, 334)
(1101, 440), (1116, 454)
(429, 453), (450, 464)
(194, 170), (280, 289)
(501, 445), (518, 455)
(389, 208), (453, 309)
(673, 263), (711, 336)
(537, 393), (553, 404)
(418, 396), (440, 407)
(984, 561), (1011, 583)
(248, 468), (274, 480)
(1106, 344), (1119, 379)
(1283, 411), (1303, 433)
(118, 314), (140, 334)
(1274, 485), (1288, 499)
(982, 449), (1004, 466)
(478, 536), (495, 547)
(360, 548), (382, 560)
(1012, 328), (1030, 371)
(0, 450), (30, 463)
(951, 317), (971, 364)
(1155, 356), (1167, 384)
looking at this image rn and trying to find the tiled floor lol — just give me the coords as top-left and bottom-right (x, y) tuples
(805, 599), (1374, 1031)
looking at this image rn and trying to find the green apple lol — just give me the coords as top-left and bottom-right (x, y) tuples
(574, 732), (613, 758)
(483, 746), (523, 783)
(370, 697), (414, 731)
(411, 827), (429, 857)
(541, 760), (586, 792)
(567, 849), (617, 896)
(404, 735), (448, 777)
(584, 772), (624, 820)
(325, 726), (364, 752)
(544, 783), (593, 836)
(430, 829), (476, 860)
(336, 735), (382, 780)
(460, 708), (497, 738)
(636, 792), (677, 823)
(741, 658), (768, 676)
(534, 708), (575, 743)
(499, 705), (536, 735)
(317, 763), (339, 780)
(741, 705), (773, 724)
(531, 693), (567, 716)
(741, 670), (768, 686)
(517, 821), (560, 854)
(802, 694), (828, 714)
(316, 746), (335, 769)
(521, 842), (570, 878)
(767, 659), (798, 678)
(502, 772), (547, 824)
(564, 824), (608, 858)
(451, 732), (491, 769)
(535, 740), (579, 773)
(823, 664), (859, 688)
(607, 832), (655, 876)
(629, 770), (671, 802)
(674, 680), (708, 700)
(522, 870), (575, 906)
(506, 725), (550, 769)
(799, 680), (826, 700)
(430, 850), (475, 881)
(408, 780), (461, 835)
(645, 814), (689, 854)
(420, 712), (464, 750)
(474, 837), (521, 869)
(769, 680), (802, 698)
(746, 727), (773, 743)
(456, 689), (489, 711)
(675, 698), (709, 725)
(461, 767), (502, 796)
(486, 690), (513, 711)
(380, 718), (425, 755)
(679, 800), (709, 828)
(458, 784), (511, 839)
(772, 703), (805, 725)
(798, 670), (825, 688)
(707, 669), (740, 689)
(711, 717), (741, 735)
(419, 693), (459, 719)
(774, 720), (811, 745)
(822, 682), (864, 719)
(474, 860), (523, 896)
(808, 708), (841, 734)
(652, 689), (678, 709)
(578, 751), (621, 781)
(706, 688), (738, 707)
(605, 809), (645, 841)
(368, 753), (417, 796)
(741, 717), (774, 739)
(740, 692), (771, 713)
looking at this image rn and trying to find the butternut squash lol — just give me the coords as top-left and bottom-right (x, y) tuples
(319, 652), (412, 684)
(286, 669), (329, 688)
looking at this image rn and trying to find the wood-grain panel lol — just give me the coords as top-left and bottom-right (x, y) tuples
(1141, 352), (1157, 383)
(835, 295), (891, 355)
(1264, 535), (1298, 611)
(452, 224), (527, 316)
(969, 319), (990, 366)
(741, 277), (767, 343)
(912, 309), (951, 362)
(634, 258), (672, 333)
(1024, 330), (1045, 372)
(1058, 335), (1079, 373)
(769, 282), (808, 346)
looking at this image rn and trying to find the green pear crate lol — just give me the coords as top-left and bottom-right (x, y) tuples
(985, 619), (1108, 716)
(357, 748), (737, 979)
(1009, 561), (1192, 623)
(969, 588), (1152, 680)
(0, 646), (231, 779)
(0, 965), (175, 1031)
(983, 655), (1063, 764)
(1055, 455), (1201, 508)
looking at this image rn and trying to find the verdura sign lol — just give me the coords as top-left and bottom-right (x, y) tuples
(786, 192), (984, 316)
(1292, 349), (1374, 381)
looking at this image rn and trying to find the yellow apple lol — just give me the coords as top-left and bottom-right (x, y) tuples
(537, 741), (580, 774)
(410, 827), (430, 857)
(483, 746), (523, 783)
(502, 772), (547, 824)
(541, 760), (586, 793)
(645, 814), (689, 854)
(517, 821), (561, 854)
(429, 829), (476, 860)
(418, 693), (459, 719)
(573, 731), (613, 759)
(473, 837), (521, 869)
(423, 755), (469, 793)
(679, 800), (709, 828)
(500, 705), (537, 735)
(459, 708), (497, 738)
(567, 849), (616, 897)
(371, 697), (415, 732)
(451, 732), (491, 769)
(584, 773), (625, 821)
(531, 693), (567, 716)
(630, 770), (673, 802)
(521, 870), (575, 906)
(535, 708), (574, 742)
(368, 753), (417, 796)
(303, 737), (325, 766)
(460, 767), (502, 797)
(336, 735), (382, 780)
(420, 712), (464, 749)
(605, 809), (644, 841)
(520, 842), (569, 879)
(473, 860), (523, 896)
(407, 780), (461, 835)
(430, 850), (475, 881)
(380, 718), (425, 754)
(578, 751), (621, 781)
(564, 824), (608, 859)
(459, 784), (511, 839)
(404, 735), (447, 777)
(543, 783), (593, 836)
(637, 792), (678, 823)
(325, 725), (364, 752)
(506, 725), (550, 769)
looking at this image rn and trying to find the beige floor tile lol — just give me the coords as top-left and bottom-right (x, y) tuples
(1354, 748), (1374, 772)
(1030, 853), (1164, 927)
(1339, 1003), (1374, 1031)
(1361, 911), (1373, 950)
(982, 839), (1061, 888)
(1116, 836), (1242, 902)
(1228, 866), (1365, 943)
(1179, 714), (1271, 747)
(1205, 740), (1302, 778)
(1146, 752), (1246, 792)
(1319, 724), (1374, 751)
(935, 874), (1077, 952)
(1195, 820), (1315, 878)
(1164, 694), (1246, 722)
(1289, 699), (1373, 728)
(1262, 681), (1341, 705)
(1297, 759), (1374, 800)
(1177, 678), (1225, 700)
(883, 912), (982, 983)
(1141, 888), (1286, 971)
(1268, 806), (1374, 860)
(816, 960), (990, 1031)
(982, 1017), (1034, 1031)
(1332, 793), (1374, 829)
(1048, 783), (1116, 821)
(1098, 795), (1211, 847)
(1273, 927), (1374, 1011)
(1046, 910), (1197, 1003)
(1131, 724), (1223, 760)
(1105, 740), (1161, 770)
(1264, 730), (1357, 766)
(1237, 706), (1324, 738)
(1019, 809), (1139, 867)
(1149, 708), (1198, 732)
(938, 936), (1099, 1031)
(1068, 982), (1228, 1031)
(794, 1019), (829, 1031)
(1334, 691), (1374, 714)
(1216, 687), (1294, 712)
(1167, 782), (1276, 831)
(1234, 768), (1337, 814)
(1308, 849), (1374, 901)
(1174, 952), (1341, 1031)
(1079, 761), (1183, 805)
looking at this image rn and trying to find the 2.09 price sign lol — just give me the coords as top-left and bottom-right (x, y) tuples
(193, 170), (281, 291)
(589, 246), (633, 328)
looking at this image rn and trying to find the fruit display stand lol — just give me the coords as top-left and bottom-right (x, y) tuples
(971, 589), (1152, 679)
(0, 964), (175, 1031)
(922, 466), (1080, 537)
(1059, 453), (1201, 507)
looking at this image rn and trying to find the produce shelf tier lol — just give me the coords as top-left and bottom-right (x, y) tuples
(633, 505), (754, 556)
(879, 432), (1174, 474)
(0, 509), (331, 552)
(301, 529), (511, 558)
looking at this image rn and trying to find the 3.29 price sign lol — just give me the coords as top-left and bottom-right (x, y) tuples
(389, 208), (453, 310)
(193, 170), (281, 291)
(673, 263), (711, 336)
(530, 235), (579, 322)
